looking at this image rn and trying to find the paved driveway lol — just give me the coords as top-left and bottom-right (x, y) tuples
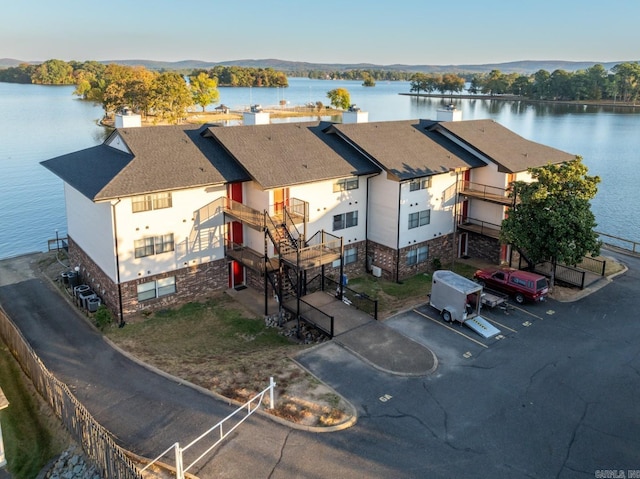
(2, 250), (639, 478)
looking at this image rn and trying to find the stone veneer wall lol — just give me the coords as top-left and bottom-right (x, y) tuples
(323, 240), (367, 281)
(465, 231), (501, 264)
(367, 234), (455, 281)
(68, 236), (228, 320)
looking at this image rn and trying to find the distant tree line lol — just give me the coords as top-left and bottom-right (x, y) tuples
(0, 59), (294, 124)
(465, 63), (640, 103)
(304, 69), (412, 81)
(0, 59), (289, 88)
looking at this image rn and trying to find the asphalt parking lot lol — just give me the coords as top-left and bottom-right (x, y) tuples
(389, 296), (557, 360)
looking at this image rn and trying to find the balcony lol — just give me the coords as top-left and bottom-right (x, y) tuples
(225, 240), (278, 274)
(460, 181), (514, 206)
(223, 198), (265, 230)
(280, 231), (342, 269)
(457, 215), (502, 239)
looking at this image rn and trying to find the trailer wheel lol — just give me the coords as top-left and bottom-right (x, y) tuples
(442, 310), (452, 322)
(515, 293), (525, 304)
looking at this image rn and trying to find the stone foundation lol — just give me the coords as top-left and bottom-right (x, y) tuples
(367, 235), (455, 281)
(464, 232), (501, 265)
(68, 236), (228, 320)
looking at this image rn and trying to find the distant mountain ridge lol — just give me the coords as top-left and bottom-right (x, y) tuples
(0, 57), (633, 74)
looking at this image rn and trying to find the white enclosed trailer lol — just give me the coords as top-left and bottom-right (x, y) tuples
(429, 270), (500, 339)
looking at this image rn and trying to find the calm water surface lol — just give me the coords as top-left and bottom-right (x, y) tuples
(1, 79), (638, 259)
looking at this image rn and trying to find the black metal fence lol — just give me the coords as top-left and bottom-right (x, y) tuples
(0, 308), (142, 479)
(322, 276), (379, 320)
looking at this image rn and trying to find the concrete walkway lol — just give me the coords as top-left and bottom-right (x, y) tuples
(285, 291), (437, 376)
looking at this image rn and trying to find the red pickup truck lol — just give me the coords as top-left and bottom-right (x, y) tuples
(473, 267), (549, 304)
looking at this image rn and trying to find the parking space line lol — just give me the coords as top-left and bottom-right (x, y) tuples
(412, 309), (489, 349)
(483, 316), (517, 333)
(508, 304), (544, 320)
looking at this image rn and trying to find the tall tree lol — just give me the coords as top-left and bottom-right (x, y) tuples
(148, 72), (193, 124)
(31, 59), (74, 85)
(501, 157), (601, 288)
(439, 73), (465, 96)
(326, 88), (351, 110)
(190, 72), (220, 112)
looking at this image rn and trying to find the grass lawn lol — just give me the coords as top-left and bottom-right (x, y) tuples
(104, 294), (351, 426)
(0, 343), (70, 479)
(346, 262), (478, 317)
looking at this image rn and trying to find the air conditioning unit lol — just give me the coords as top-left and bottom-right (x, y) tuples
(371, 265), (382, 278)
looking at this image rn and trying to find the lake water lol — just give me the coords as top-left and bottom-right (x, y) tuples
(1, 78), (638, 259)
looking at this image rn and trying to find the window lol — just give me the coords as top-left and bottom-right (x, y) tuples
(333, 211), (358, 231)
(134, 234), (175, 258)
(407, 246), (429, 266)
(333, 177), (359, 192)
(132, 192), (172, 213)
(344, 247), (358, 265)
(409, 177), (431, 191)
(408, 210), (430, 229)
(137, 276), (176, 301)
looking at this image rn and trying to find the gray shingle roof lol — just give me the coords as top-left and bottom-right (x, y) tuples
(330, 120), (485, 181)
(206, 121), (380, 189)
(436, 119), (575, 173)
(41, 124), (249, 201)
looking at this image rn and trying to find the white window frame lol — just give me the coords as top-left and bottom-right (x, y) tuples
(132, 192), (173, 213)
(333, 177), (359, 192)
(137, 276), (176, 301)
(134, 233), (175, 258)
(407, 246), (429, 266)
(408, 210), (430, 229)
(333, 210), (358, 231)
(344, 247), (358, 265)
(409, 177), (431, 191)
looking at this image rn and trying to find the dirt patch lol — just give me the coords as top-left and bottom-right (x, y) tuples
(36, 250), (353, 430)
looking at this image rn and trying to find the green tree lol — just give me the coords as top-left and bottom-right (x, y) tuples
(327, 88), (351, 110)
(409, 73), (429, 95)
(148, 72), (193, 124)
(501, 157), (601, 288)
(190, 72), (220, 111)
(611, 62), (640, 103)
(482, 69), (509, 95)
(362, 72), (376, 87)
(439, 73), (465, 95)
(31, 59), (74, 85)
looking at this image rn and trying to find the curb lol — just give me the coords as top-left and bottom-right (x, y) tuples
(33, 252), (357, 432)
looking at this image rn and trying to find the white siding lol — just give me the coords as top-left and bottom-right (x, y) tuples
(289, 177), (368, 244)
(65, 184), (117, 280)
(115, 185), (227, 282)
(398, 172), (457, 248)
(368, 174), (400, 248)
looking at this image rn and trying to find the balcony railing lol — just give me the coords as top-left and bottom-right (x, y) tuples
(223, 198), (264, 229)
(460, 180), (514, 205)
(225, 240), (278, 274)
(457, 215), (502, 239)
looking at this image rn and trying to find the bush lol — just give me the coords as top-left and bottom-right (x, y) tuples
(94, 305), (112, 330)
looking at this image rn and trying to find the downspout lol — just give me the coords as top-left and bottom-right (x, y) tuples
(111, 199), (125, 326)
(395, 182), (402, 283)
(365, 173), (380, 273)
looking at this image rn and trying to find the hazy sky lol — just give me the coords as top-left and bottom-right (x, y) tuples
(2, 0), (638, 65)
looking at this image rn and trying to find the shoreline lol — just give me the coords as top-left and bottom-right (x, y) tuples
(400, 92), (640, 109)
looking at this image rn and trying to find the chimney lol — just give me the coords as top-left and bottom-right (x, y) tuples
(436, 104), (462, 122)
(115, 107), (141, 128)
(243, 105), (270, 125)
(342, 104), (368, 124)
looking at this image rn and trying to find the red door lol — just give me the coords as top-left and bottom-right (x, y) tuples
(227, 182), (245, 288)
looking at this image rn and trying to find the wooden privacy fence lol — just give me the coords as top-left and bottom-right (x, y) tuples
(0, 308), (143, 479)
